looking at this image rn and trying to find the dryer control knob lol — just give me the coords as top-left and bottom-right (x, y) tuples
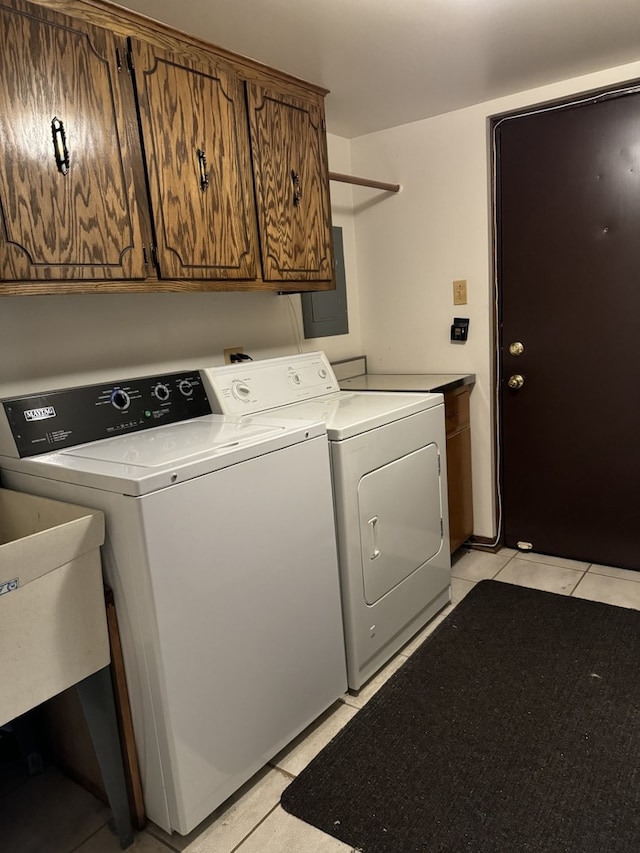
(231, 380), (251, 401)
(178, 379), (193, 397)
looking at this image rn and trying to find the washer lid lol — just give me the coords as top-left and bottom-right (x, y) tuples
(66, 418), (281, 466)
(0, 415), (326, 495)
(259, 391), (443, 440)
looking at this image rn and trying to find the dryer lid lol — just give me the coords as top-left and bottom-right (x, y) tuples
(257, 391), (443, 440)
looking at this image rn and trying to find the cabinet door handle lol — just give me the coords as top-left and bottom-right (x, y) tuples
(51, 117), (69, 176)
(197, 148), (209, 192)
(291, 169), (301, 206)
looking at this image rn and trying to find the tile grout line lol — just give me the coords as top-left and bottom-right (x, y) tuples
(229, 801), (282, 853)
(569, 568), (589, 596)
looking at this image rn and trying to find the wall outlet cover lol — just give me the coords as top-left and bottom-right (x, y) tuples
(223, 347), (243, 364)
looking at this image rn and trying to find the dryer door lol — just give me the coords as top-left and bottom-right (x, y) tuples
(358, 443), (443, 604)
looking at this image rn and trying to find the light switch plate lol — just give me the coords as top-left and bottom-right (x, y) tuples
(453, 279), (467, 305)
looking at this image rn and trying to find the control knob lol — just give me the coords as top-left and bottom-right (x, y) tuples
(231, 380), (251, 401)
(178, 379), (193, 397)
(110, 388), (131, 411)
(153, 383), (170, 402)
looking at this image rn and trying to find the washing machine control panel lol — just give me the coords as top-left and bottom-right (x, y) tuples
(1, 371), (211, 458)
(203, 351), (339, 415)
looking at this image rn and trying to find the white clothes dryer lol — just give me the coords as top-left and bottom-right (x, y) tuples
(202, 352), (451, 690)
(0, 370), (346, 835)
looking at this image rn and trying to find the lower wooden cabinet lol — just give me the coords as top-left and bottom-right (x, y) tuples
(444, 385), (474, 553)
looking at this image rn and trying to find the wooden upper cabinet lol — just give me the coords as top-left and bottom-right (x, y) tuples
(129, 40), (259, 281)
(246, 83), (333, 283)
(0, 0), (335, 293)
(0, 0), (150, 288)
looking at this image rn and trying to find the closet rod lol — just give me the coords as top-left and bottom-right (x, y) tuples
(328, 171), (401, 193)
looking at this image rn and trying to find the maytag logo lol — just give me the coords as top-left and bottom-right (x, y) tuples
(24, 406), (56, 422)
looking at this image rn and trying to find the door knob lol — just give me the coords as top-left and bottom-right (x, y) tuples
(509, 341), (524, 356)
(508, 374), (524, 390)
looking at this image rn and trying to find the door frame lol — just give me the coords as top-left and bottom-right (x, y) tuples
(487, 78), (640, 552)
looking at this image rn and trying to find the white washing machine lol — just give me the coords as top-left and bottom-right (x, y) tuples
(202, 352), (451, 690)
(0, 370), (346, 835)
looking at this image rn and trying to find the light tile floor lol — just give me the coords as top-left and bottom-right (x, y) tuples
(3, 547), (640, 852)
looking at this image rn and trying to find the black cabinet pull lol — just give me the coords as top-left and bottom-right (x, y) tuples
(291, 169), (301, 207)
(51, 117), (69, 175)
(197, 148), (209, 192)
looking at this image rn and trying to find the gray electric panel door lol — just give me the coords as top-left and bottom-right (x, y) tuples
(302, 226), (349, 338)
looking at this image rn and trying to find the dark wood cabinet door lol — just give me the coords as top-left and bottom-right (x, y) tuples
(0, 0), (149, 286)
(246, 83), (333, 282)
(130, 39), (259, 281)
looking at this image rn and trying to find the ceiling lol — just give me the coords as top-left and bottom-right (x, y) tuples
(113, 0), (640, 138)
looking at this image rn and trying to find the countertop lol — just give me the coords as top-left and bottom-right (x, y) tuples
(338, 372), (475, 394)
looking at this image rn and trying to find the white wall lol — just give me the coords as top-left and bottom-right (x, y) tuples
(0, 133), (361, 398)
(349, 60), (640, 540)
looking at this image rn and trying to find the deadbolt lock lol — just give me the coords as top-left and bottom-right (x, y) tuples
(508, 374), (525, 390)
(509, 341), (524, 356)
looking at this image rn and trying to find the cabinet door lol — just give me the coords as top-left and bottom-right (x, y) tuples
(246, 83), (333, 282)
(444, 387), (474, 553)
(130, 40), (259, 281)
(0, 0), (149, 285)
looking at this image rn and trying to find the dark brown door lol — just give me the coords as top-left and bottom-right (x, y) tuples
(497, 91), (640, 570)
